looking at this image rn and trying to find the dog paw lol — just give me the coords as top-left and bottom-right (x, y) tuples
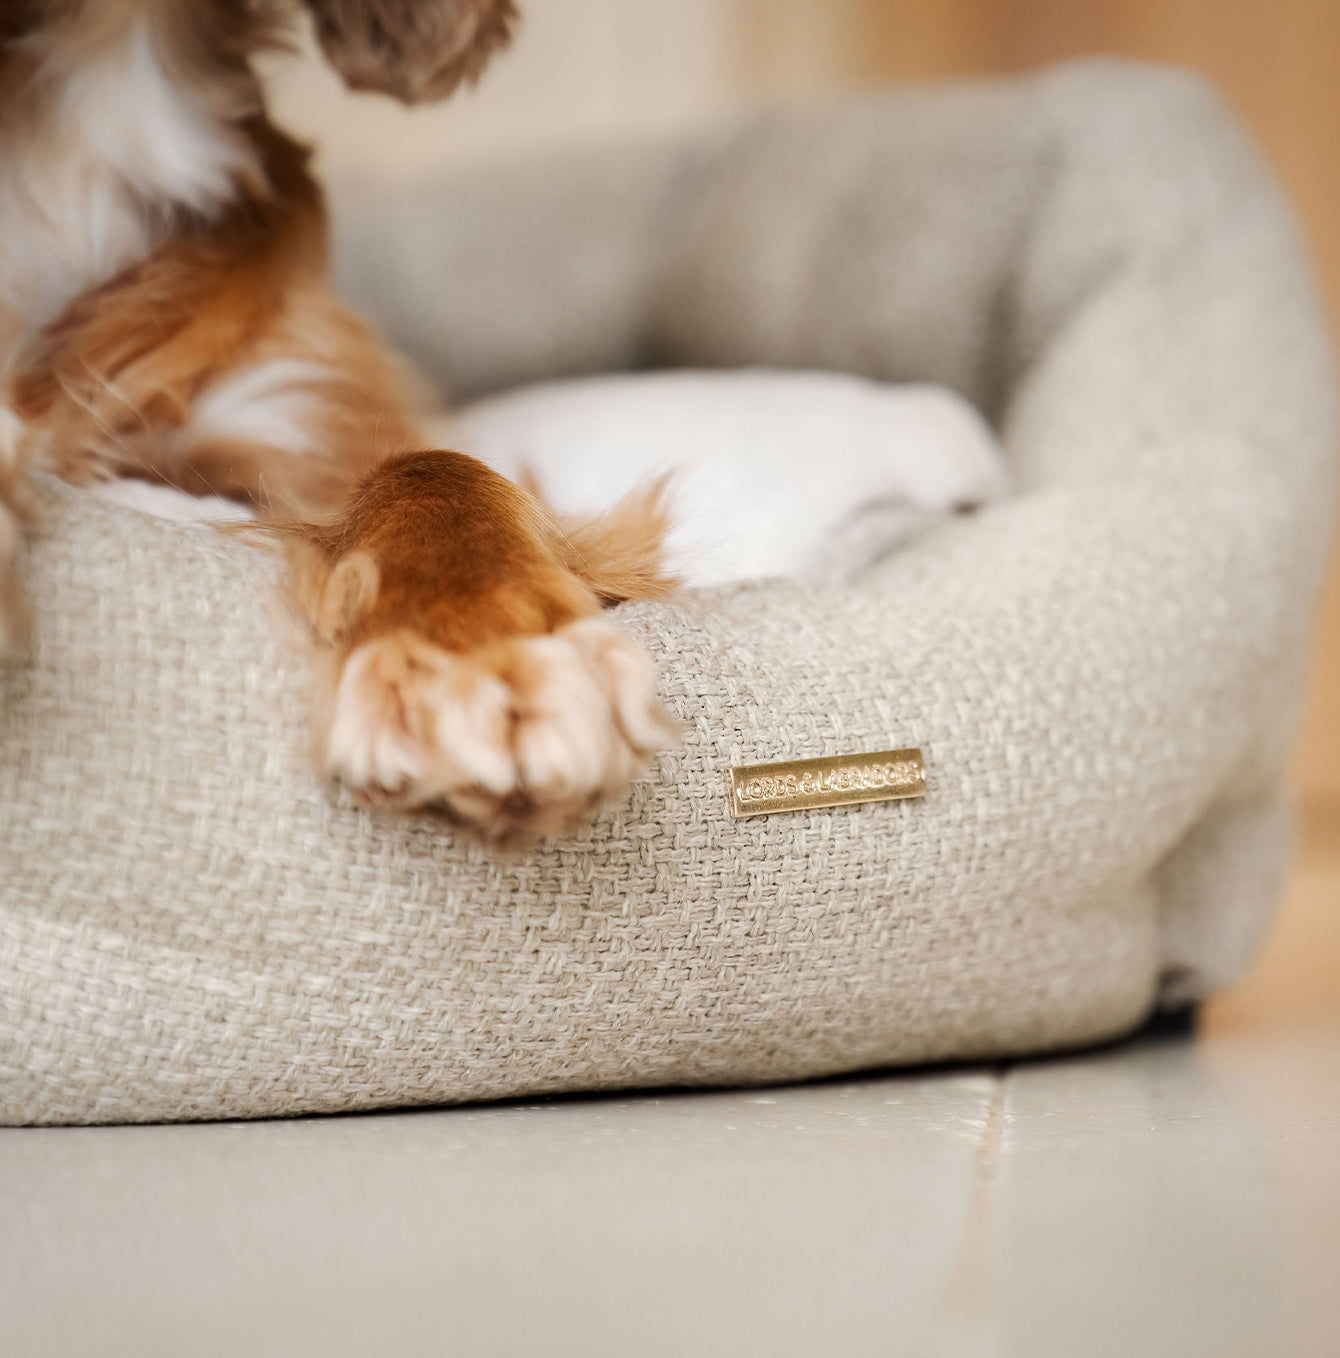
(324, 617), (677, 838)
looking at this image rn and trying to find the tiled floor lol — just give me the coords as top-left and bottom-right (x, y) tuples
(4, 814), (1337, 1358)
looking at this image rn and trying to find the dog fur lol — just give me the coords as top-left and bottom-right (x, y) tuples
(305, 0), (519, 104)
(0, 0), (676, 840)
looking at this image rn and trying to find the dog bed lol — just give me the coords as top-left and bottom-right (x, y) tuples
(1, 60), (1334, 1125)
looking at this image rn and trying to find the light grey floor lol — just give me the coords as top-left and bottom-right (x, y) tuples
(4, 818), (1337, 1358)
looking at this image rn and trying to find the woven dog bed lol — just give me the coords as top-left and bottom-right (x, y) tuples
(1, 60), (1334, 1125)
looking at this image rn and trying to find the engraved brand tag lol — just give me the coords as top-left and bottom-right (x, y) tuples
(725, 748), (925, 819)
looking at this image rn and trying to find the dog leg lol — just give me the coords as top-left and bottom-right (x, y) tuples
(290, 450), (678, 840)
(8, 223), (426, 522)
(13, 286), (677, 837)
(3, 125), (384, 510)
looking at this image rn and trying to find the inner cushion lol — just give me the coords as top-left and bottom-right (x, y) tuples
(451, 372), (1007, 586)
(91, 373), (1008, 589)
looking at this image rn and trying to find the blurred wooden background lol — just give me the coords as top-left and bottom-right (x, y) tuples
(270, 0), (1340, 805)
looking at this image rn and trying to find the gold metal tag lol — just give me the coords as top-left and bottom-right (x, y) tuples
(725, 748), (925, 819)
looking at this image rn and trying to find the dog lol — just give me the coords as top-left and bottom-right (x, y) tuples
(0, 0), (678, 841)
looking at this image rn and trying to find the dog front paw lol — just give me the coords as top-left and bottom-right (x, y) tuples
(324, 617), (676, 839)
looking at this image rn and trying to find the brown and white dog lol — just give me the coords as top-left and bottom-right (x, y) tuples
(0, 0), (678, 840)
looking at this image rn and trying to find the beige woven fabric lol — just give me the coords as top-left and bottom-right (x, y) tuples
(1, 61), (1334, 1125)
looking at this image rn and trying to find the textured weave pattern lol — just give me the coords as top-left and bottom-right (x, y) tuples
(1, 61), (1334, 1125)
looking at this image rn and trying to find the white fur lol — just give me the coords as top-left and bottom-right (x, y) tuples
(184, 359), (337, 456)
(87, 476), (253, 525)
(85, 362), (338, 518)
(0, 10), (257, 334)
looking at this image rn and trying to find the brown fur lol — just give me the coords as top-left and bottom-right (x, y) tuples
(10, 122), (427, 516)
(290, 450), (599, 654)
(301, 0), (519, 104)
(287, 453), (678, 654)
(553, 475), (680, 607)
(0, 0), (676, 837)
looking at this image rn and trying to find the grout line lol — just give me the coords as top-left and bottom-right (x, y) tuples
(933, 1063), (1010, 1357)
